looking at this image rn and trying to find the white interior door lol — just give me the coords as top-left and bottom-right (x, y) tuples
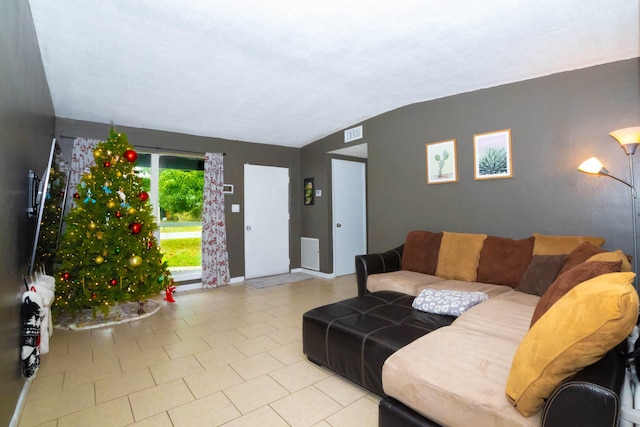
(244, 164), (290, 279)
(332, 159), (367, 276)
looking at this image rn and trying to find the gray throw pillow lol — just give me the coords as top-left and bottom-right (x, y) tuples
(516, 254), (568, 296)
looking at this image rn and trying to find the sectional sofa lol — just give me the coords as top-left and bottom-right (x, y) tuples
(302, 231), (639, 427)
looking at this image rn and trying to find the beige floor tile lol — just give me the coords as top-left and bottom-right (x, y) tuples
(149, 355), (205, 384)
(195, 344), (246, 369)
(129, 379), (194, 421)
(95, 367), (155, 404)
(268, 341), (306, 366)
(267, 313), (302, 329)
(126, 411), (173, 427)
(92, 338), (141, 363)
(109, 324), (155, 343)
(224, 375), (289, 414)
(201, 330), (247, 348)
(325, 396), (379, 427)
(38, 348), (93, 376)
(270, 386), (342, 427)
(233, 335), (280, 357)
(63, 356), (122, 389)
(230, 352), (285, 380)
(136, 331), (181, 351)
(220, 406), (289, 427)
(267, 326), (302, 345)
(209, 317), (250, 332)
(19, 383), (95, 426)
(269, 360), (330, 393)
(57, 395), (133, 427)
(26, 371), (64, 401)
(163, 337), (211, 359)
(236, 321), (278, 338)
(173, 323), (215, 340)
(184, 364), (244, 399)
(314, 375), (368, 406)
(148, 317), (190, 333)
(119, 347), (170, 373)
(168, 391), (241, 427)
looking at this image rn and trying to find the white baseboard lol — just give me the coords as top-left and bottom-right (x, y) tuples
(10, 379), (31, 427)
(300, 268), (335, 279)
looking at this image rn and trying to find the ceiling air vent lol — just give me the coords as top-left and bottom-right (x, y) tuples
(344, 125), (363, 143)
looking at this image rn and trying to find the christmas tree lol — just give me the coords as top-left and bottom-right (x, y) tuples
(53, 128), (172, 317)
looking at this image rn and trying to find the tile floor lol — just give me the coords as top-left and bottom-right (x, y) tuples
(18, 274), (380, 427)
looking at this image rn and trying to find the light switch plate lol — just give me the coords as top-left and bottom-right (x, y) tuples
(315, 190), (322, 197)
(231, 204), (240, 213)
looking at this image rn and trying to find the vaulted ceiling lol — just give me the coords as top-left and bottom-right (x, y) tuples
(29, 0), (639, 148)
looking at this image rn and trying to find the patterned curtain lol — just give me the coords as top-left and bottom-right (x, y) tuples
(201, 153), (230, 288)
(67, 137), (99, 212)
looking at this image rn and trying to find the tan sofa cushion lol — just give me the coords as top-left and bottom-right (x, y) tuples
(383, 327), (540, 427)
(532, 232), (605, 255)
(366, 270), (445, 295)
(417, 280), (512, 299)
(452, 298), (535, 343)
(435, 232), (487, 282)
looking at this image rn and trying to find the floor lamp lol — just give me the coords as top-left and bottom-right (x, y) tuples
(578, 126), (640, 291)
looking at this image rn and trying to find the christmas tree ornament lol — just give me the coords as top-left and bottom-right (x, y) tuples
(102, 249), (108, 257)
(127, 207), (136, 215)
(95, 231), (105, 240)
(116, 171), (122, 178)
(124, 149), (138, 163)
(129, 255), (143, 267)
(102, 183), (112, 194)
(73, 192), (80, 199)
(139, 191), (149, 201)
(115, 211), (122, 218)
(106, 200), (117, 209)
(88, 222), (97, 230)
(103, 161), (111, 168)
(129, 222), (142, 235)
(114, 246), (121, 254)
(94, 148), (102, 158)
(94, 255), (104, 264)
(109, 278), (118, 286)
(62, 272), (71, 280)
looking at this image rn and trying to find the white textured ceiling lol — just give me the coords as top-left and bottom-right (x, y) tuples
(29, 0), (639, 148)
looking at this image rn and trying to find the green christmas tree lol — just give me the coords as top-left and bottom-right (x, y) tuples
(53, 128), (171, 317)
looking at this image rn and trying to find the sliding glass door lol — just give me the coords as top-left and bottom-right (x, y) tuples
(137, 153), (204, 282)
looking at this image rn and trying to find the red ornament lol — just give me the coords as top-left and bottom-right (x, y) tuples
(91, 293), (97, 300)
(62, 272), (71, 281)
(103, 161), (111, 168)
(139, 191), (149, 202)
(115, 211), (122, 218)
(73, 192), (80, 199)
(129, 222), (142, 235)
(147, 239), (154, 249)
(124, 149), (138, 163)
(109, 278), (118, 287)
(59, 191), (65, 197)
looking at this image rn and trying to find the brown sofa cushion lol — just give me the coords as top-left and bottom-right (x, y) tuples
(476, 236), (534, 288)
(435, 232), (487, 282)
(515, 255), (568, 296)
(401, 231), (443, 275)
(556, 241), (606, 276)
(530, 260), (622, 327)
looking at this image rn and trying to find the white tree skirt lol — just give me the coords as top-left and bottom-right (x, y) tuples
(54, 299), (162, 330)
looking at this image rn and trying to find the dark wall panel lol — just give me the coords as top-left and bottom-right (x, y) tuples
(0, 1), (56, 424)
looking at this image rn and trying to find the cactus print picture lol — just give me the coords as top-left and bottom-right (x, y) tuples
(426, 139), (458, 184)
(473, 129), (512, 180)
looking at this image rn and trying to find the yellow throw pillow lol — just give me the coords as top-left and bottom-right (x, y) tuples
(435, 232), (487, 282)
(505, 272), (638, 417)
(532, 233), (605, 255)
(587, 250), (632, 272)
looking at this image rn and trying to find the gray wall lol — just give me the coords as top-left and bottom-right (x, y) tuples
(0, 0), (56, 425)
(302, 58), (640, 267)
(55, 119), (302, 278)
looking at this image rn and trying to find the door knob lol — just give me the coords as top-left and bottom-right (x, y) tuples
(336, 223), (342, 228)
(246, 225), (252, 231)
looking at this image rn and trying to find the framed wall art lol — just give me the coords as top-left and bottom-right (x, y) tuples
(473, 129), (512, 180)
(426, 139), (458, 184)
(304, 178), (314, 205)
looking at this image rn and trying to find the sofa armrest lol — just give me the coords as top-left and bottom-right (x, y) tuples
(541, 344), (626, 427)
(355, 245), (404, 296)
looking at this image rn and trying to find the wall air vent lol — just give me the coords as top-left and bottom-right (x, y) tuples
(344, 125), (363, 143)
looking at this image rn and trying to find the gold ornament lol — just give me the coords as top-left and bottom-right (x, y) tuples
(127, 207), (136, 215)
(106, 200), (117, 209)
(116, 171), (122, 178)
(95, 231), (105, 240)
(88, 222), (97, 230)
(102, 249), (108, 257)
(94, 149), (102, 158)
(129, 255), (143, 268)
(95, 255), (105, 264)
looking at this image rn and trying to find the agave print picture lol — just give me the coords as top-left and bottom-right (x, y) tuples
(426, 139), (458, 184)
(473, 129), (512, 180)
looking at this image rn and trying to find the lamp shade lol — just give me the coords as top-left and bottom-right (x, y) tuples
(610, 127), (640, 154)
(578, 157), (608, 175)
